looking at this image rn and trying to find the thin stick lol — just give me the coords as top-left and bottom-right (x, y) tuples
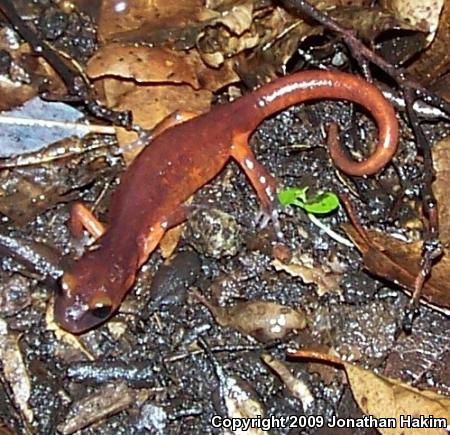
(0, 115), (116, 134)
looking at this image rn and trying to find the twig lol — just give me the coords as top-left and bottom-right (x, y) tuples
(0, 115), (116, 134)
(0, 142), (111, 169)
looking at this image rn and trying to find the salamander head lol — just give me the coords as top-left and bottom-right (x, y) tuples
(54, 252), (136, 333)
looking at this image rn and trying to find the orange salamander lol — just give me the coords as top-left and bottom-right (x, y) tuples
(55, 70), (399, 333)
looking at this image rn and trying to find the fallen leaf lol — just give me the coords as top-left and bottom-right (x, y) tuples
(87, 45), (201, 88)
(272, 256), (343, 296)
(0, 318), (33, 423)
(101, 80), (211, 161)
(98, 0), (206, 43)
(212, 360), (268, 435)
(0, 27), (65, 110)
(196, 0), (257, 67)
(261, 353), (314, 409)
(87, 44), (239, 92)
(57, 382), (149, 434)
(432, 136), (450, 244)
(384, 311), (450, 395)
(159, 224), (184, 259)
(234, 6), (315, 86)
(289, 349), (450, 435)
(0, 137), (113, 225)
(192, 289), (307, 342)
(379, 0), (444, 39)
(0, 97), (104, 158)
(406, 0), (450, 83)
(330, 5), (421, 40)
(342, 224), (450, 311)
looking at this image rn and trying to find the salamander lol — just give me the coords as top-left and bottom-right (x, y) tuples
(54, 70), (399, 333)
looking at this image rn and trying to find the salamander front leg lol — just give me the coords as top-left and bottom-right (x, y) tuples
(70, 203), (106, 239)
(230, 133), (283, 239)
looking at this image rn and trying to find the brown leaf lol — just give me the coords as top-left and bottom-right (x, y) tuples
(159, 224), (184, 259)
(0, 137), (112, 225)
(87, 44), (239, 92)
(379, 0), (444, 37)
(261, 353), (314, 408)
(87, 45), (201, 88)
(196, 0), (257, 67)
(192, 289), (307, 342)
(384, 311), (450, 395)
(272, 257), (344, 296)
(218, 372), (267, 434)
(342, 224), (450, 310)
(329, 5), (420, 40)
(57, 382), (149, 434)
(290, 349), (450, 435)
(406, 0), (450, 83)
(98, 0), (205, 43)
(235, 6), (315, 85)
(100, 79), (211, 161)
(432, 136), (450, 244)
(0, 319), (33, 423)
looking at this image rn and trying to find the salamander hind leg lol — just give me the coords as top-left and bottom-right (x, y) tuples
(230, 133), (283, 239)
(70, 202), (106, 240)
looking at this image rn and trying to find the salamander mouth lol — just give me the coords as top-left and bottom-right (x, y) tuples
(53, 293), (90, 333)
(54, 289), (116, 334)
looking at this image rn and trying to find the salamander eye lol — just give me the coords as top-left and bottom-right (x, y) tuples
(89, 295), (113, 320)
(57, 272), (76, 296)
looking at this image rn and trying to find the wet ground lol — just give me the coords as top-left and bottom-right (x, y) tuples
(0, 2), (450, 435)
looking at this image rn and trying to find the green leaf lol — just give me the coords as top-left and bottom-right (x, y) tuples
(278, 187), (308, 207)
(303, 192), (339, 214)
(278, 187), (339, 214)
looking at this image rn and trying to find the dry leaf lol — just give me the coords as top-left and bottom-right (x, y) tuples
(213, 360), (268, 435)
(235, 6), (315, 85)
(379, 0), (444, 39)
(0, 318), (33, 423)
(192, 289), (307, 342)
(342, 224), (450, 310)
(261, 353), (314, 408)
(197, 1), (257, 67)
(101, 79), (211, 161)
(57, 382), (149, 434)
(407, 0), (450, 83)
(0, 137), (112, 225)
(87, 44), (239, 92)
(330, 5), (420, 40)
(432, 136), (450, 244)
(98, 0), (205, 43)
(290, 349), (450, 435)
(272, 257), (343, 296)
(0, 28), (65, 110)
(384, 311), (450, 395)
(87, 45), (201, 88)
(159, 224), (184, 259)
